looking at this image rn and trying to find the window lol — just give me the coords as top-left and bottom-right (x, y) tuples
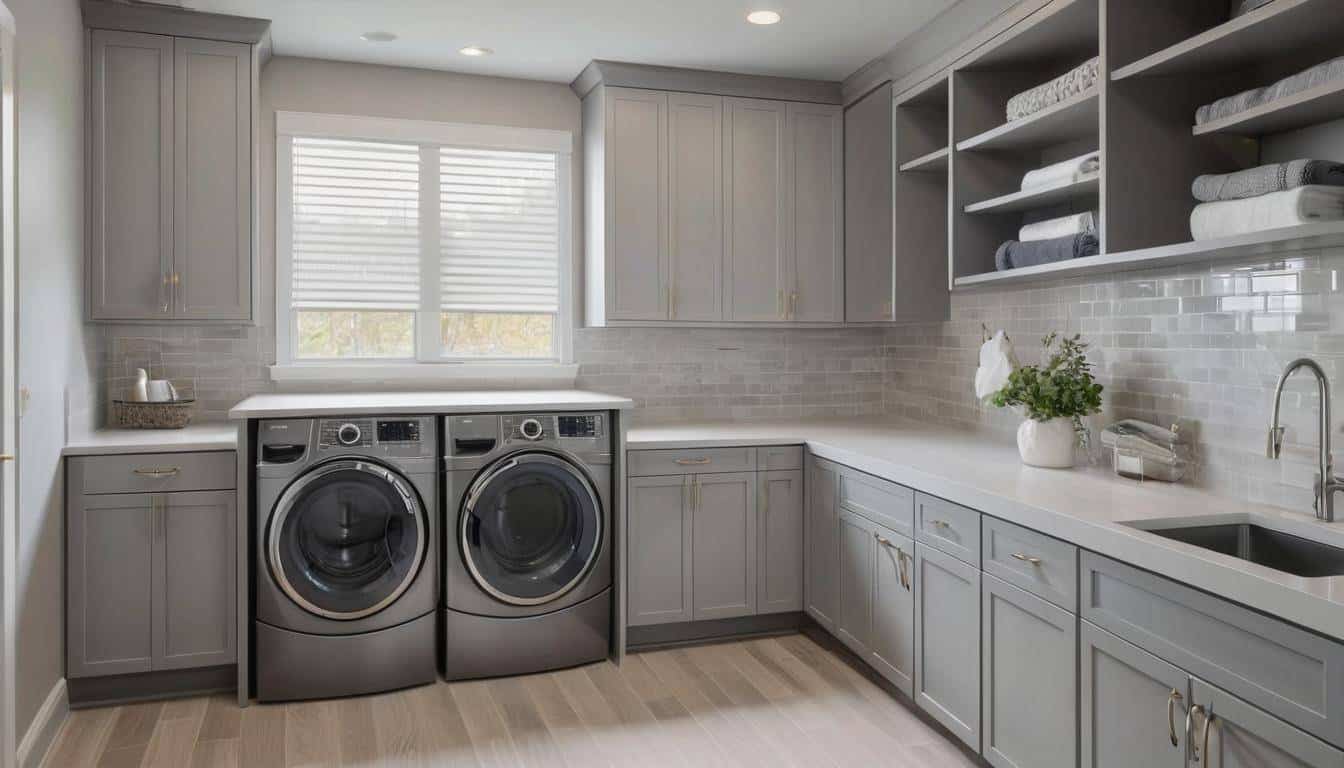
(276, 112), (572, 375)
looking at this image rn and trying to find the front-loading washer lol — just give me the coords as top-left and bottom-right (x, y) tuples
(442, 412), (613, 679)
(254, 416), (438, 701)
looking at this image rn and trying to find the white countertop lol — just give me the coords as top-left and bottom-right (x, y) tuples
(229, 389), (634, 420)
(63, 423), (239, 456)
(628, 418), (1344, 642)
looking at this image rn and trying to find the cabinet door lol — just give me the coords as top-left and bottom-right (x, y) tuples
(914, 544), (981, 751)
(154, 491), (236, 670)
(843, 83), (894, 322)
(786, 103), (843, 323)
(605, 88), (668, 320)
(835, 509), (874, 655)
(89, 30), (174, 321)
(982, 574), (1077, 768)
(692, 472), (757, 621)
(627, 475), (691, 626)
(870, 526), (915, 698)
(757, 469), (803, 614)
(67, 494), (154, 677)
(805, 458), (839, 630)
(723, 97), (788, 322)
(173, 38), (251, 320)
(1193, 678), (1344, 768)
(667, 92), (723, 321)
(1081, 621), (1188, 768)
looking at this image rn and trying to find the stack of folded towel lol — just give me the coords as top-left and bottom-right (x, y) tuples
(1007, 57), (1100, 122)
(1021, 151), (1100, 191)
(995, 230), (1100, 271)
(1197, 56), (1344, 126)
(1189, 160), (1344, 240)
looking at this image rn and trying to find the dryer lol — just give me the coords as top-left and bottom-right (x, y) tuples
(442, 412), (612, 679)
(254, 416), (438, 701)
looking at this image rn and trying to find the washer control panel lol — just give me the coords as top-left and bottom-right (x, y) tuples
(558, 414), (602, 438)
(320, 419), (372, 448)
(316, 416), (435, 458)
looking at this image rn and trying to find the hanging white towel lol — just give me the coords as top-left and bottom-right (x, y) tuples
(1021, 151), (1100, 191)
(1020, 212), (1097, 242)
(974, 331), (1018, 404)
(1189, 185), (1344, 241)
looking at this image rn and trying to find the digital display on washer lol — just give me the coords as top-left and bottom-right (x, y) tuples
(377, 420), (421, 443)
(557, 415), (600, 438)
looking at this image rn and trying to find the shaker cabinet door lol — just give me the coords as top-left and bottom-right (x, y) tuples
(605, 88), (669, 321)
(835, 509), (874, 655)
(723, 97), (788, 322)
(869, 525), (915, 698)
(691, 472), (757, 621)
(1080, 621), (1188, 768)
(626, 475), (692, 626)
(154, 491), (237, 670)
(914, 543), (981, 751)
(804, 458), (839, 630)
(786, 102), (843, 323)
(843, 83), (894, 323)
(667, 92), (723, 321)
(68, 494), (156, 677)
(757, 469), (804, 614)
(1193, 677), (1344, 768)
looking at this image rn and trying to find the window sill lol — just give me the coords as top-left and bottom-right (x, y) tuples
(268, 362), (579, 386)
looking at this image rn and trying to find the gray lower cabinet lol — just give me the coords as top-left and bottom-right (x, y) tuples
(804, 457), (840, 631)
(835, 509), (875, 654)
(757, 469), (804, 614)
(1192, 677), (1344, 768)
(1080, 620), (1189, 768)
(914, 543), (981, 751)
(626, 475), (692, 626)
(981, 574), (1076, 768)
(835, 509), (916, 698)
(68, 487), (237, 678)
(691, 472), (757, 620)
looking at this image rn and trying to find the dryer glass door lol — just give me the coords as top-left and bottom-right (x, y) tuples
(269, 459), (426, 620)
(461, 451), (602, 606)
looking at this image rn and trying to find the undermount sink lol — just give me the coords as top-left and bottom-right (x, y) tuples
(1141, 523), (1344, 578)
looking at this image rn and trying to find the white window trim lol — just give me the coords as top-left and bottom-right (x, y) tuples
(273, 110), (575, 383)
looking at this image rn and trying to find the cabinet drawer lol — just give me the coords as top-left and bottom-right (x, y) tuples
(756, 445), (803, 471)
(915, 493), (980, 566)
(982, 516), (1077, 611)
(839, 470), (914, 538)
(1082, 552), (1344, 746)
(628, 447), (756, 476)
(71, 451), (236, 495)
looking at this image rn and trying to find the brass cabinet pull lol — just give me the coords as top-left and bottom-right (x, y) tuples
(1011, 552), (1043, 566)
(897, 547), (911, 590)
(0, 454), (13, 462)
(674, 457), (712, 466)
(1187, 705), (1206, 763)
(133, 466), (180, 479)
(777, 288), (785, 319)
(874, 533), (893, 547)
(789, 291), (798, 319)
(1167, 689), (1183, 748)
(668, 283), (676, 319)
(1202, 709), (1218, 768)
(929, 519), (951, 530)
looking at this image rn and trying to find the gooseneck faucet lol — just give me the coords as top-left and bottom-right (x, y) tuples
(1268, 358), (1344, 522)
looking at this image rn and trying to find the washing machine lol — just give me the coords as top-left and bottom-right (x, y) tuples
(442, 412), (612, 679)
(254, 416), (438, 701)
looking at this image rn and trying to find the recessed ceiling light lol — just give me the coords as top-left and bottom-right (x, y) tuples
(746, 10), (781, 25)
(360, 31), (397, 42)
(459, 45), (494, 57)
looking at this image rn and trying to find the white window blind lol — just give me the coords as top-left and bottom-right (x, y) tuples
(439, 147), (560, 314)
(290, 137), (421, 311)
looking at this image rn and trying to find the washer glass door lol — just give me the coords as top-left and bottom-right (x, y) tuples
(461, 452), (602, 606)
(269, 459), (426, 620)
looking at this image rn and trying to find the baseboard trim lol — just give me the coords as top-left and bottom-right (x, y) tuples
(17, 678), (67, 768)
(625, 612), (803, 651)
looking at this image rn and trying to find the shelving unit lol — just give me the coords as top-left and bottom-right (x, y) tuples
(1193, 80), (1344, 137)
(892, 72), (950, 319)
(964, 173), (1098, 214)
(899, 146), (948, 173)
(956, 89), (1098, 152)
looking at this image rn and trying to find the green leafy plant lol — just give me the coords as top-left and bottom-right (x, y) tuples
(990, 332), (1103, 437)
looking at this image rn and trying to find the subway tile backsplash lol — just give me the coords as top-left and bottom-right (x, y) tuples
(93, 246), (1344, 511)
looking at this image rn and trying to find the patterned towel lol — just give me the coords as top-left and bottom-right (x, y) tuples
(1197, 56), (1344, 125)
(995, 234), (1100, 270)
(1192, 160), (1344, 202)
(1007, 57), (1100, 122)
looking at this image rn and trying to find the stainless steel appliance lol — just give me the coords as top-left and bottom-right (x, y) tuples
(442, 412), (612, 679)
(253, 416), (438, 701)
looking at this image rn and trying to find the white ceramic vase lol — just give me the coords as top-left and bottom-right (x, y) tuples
(1016, 417), (1076, 468)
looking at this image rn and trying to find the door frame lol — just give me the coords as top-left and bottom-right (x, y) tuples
(0, 4), (18, 766)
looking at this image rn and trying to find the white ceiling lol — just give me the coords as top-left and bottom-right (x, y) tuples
(184, 0), (957, 84)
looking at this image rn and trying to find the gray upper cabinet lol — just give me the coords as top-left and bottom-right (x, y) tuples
(914, 542), (981, 752)
(843, 83), (893, 323)
(602, 88), (669, 321)
(805, 457), (840, 631)
(1081, 621), (1188, 768)
(1192, 677), (1344, 768)
(155, 491), (237, 670)
(691, 472), (758, 621)
(68, 493), (155, 678)
(724, 97), (789, 322)
(626, 474), (692, 626)
(981, 574), (1076, 768)
(88, 28), (255, 322)
(667, 92), (723, 322)
(785, 103), (843, 323)
(757, 469), (804, 614)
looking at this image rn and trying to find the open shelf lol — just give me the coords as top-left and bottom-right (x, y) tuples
(957, 88), (1099, 152)
(1193, 79), (1344, 137)
(900, 147), (949, 173)
(1112, 0), (1340, 80)
(962, 0), (1098, 71)
(953, 221), (1344, 288)
(964, 173), (1098, 214)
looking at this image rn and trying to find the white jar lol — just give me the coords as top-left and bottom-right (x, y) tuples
(1016, 416), (1076, 468)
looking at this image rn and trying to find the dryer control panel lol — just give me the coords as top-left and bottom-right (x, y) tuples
(316, 415), (435, 458)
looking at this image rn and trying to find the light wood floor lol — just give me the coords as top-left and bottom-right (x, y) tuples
(42, 633), (976, 768)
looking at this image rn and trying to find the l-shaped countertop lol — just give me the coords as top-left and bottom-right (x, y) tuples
(63, 402), (1344, 644)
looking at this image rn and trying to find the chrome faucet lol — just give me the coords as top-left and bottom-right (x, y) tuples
(1268, 358), (1344, 522)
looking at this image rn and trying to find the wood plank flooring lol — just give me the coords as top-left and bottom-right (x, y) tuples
(42, 634), (977, 768)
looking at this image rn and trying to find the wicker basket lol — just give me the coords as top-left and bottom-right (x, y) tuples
(112, 399), (196, 430)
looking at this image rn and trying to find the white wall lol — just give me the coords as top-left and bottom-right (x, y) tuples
(12, 0), (91, 738)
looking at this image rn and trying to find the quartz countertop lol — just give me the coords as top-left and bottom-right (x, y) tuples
(628, 418), (1344, 642)
(63, 423), (239, 456)
(229, 389), (634, 420)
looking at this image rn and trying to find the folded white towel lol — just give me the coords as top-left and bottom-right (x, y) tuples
(1022, 151), (1100, 191)
(1020, 212), (1097, 242)
(1190, 186), (1344, 241)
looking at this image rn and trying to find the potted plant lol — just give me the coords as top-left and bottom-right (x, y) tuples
(990, 332), (1103, 468)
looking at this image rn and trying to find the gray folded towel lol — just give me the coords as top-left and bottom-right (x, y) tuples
(995, 234), (1100, 271)
(1193, 160), (1344, 202)
(1231, 0), (1275, 17)
(1197, 57), (1344, 125)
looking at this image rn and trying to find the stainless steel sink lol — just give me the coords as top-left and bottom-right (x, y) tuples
(1143, 523), (1344, 578)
